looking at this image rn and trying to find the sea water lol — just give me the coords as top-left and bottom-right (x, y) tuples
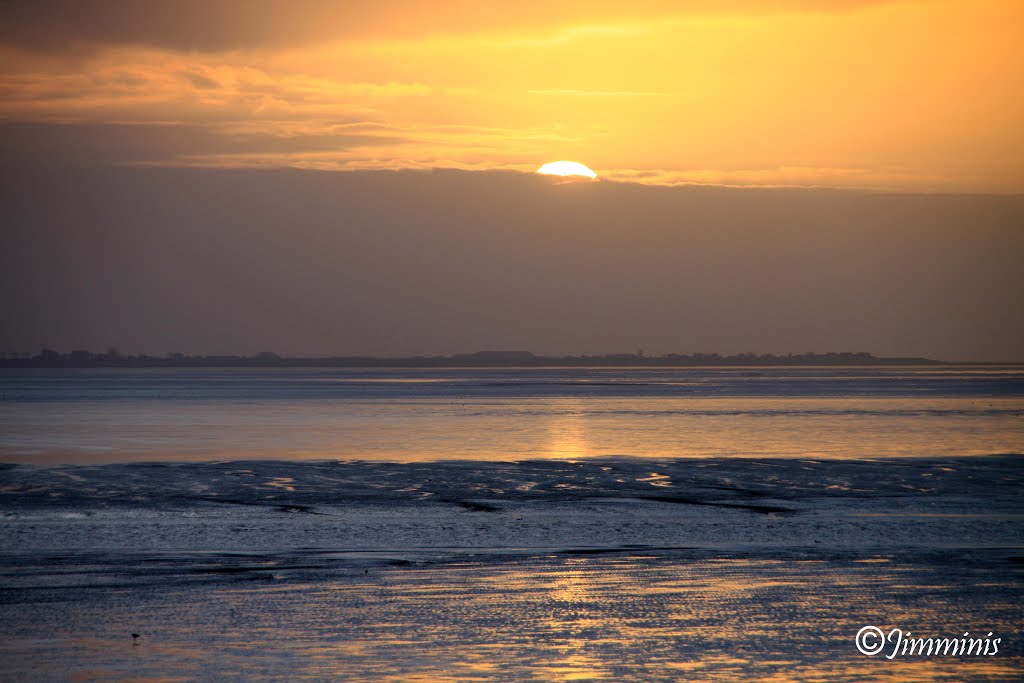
(1, 366), (1022, 681)
(0, 365), (1021, 462)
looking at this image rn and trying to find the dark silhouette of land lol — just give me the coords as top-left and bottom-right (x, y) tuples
(0, 348), (949, 368)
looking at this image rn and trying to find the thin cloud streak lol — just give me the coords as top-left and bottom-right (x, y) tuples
(527, 89), (668, 98)
(0, 1), (908, 52)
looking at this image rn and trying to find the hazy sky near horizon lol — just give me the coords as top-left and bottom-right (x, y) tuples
(2, 166), (1022, 361)
(1, 2), (1022, 361)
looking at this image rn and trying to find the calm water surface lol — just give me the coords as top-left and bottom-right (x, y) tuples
(1, 366), (1021, 462)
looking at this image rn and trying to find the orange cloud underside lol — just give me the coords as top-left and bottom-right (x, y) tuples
(1, 0), (1021, 192)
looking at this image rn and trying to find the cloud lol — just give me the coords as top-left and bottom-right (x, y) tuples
(157, 122), (582, 173)
(599, 165), (970, 193)
(527, 89), (668, 97)
(177, 71), (221, 90)
(1, 1), (1019, 193)
(0, 121), (406, 168)
(2, 112), (1016, 193)
(0, 1), (909, 52)
(0, 50), (431, 123)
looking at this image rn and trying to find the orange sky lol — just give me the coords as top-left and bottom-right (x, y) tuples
(1, 0), (1022, 192)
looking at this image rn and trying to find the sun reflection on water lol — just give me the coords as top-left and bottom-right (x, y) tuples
(3, 552), (1020, 682)
(545, 402), (590, 459)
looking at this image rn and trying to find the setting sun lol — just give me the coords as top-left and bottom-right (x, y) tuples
(537, 161), (598, 179)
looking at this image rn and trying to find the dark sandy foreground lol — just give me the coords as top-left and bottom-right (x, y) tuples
(0, 456), (1021, 681)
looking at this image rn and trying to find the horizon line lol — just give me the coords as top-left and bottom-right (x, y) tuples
(5, 349), (1023, 367)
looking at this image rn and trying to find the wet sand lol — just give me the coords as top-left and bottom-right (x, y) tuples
(1, 456), (1021, 681)
(1, 549), (1021, 682)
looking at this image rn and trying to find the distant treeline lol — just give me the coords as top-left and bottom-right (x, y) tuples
(0, 348), (944, 368)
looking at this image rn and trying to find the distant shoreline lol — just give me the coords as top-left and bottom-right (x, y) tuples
(0, 349), (981, 369)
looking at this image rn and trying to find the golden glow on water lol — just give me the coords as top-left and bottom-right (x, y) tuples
(545, 403), (591, 459)
(3, 395), (1020, 463)
(7, 554), (1021, 681)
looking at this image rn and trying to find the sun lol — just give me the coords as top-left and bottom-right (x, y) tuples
(536, 161), (598, 179)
